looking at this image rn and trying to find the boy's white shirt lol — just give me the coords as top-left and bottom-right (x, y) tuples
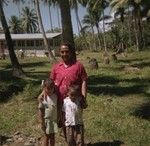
(39, 93), (57, 121)
(63, 97), (83, 126)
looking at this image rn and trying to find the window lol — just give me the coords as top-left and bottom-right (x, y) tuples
(27, 40), (34, 46)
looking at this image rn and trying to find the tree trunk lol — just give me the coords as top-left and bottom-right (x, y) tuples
(74, 6), (83, 34)
(0, 1), (24, 77)
(59, 0), (76, 61)
(102, 9), (107, 53)
(35, 0), (55, 60)
(74, 6), (89, 49)
(91, 25), (96, 50)
(137, 7), (143, 50)
(56, 6), (61, 29)
(133, 8), (139, 51)
(95, 22), (102, 50)
(127, 7), (132, 47)
(75, 9), (80, 34)
(48, 4), (53, 32)
(134, 5), (143, 51)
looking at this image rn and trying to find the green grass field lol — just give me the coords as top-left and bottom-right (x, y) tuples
(0, 50), (150, 146)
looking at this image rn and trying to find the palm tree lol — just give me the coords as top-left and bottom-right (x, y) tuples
(82, 14), (97, 50)
(110, 0), (146, 51)
(21, 6), (38, 33)
(9, 15), (22, 33)
(110, 0), (127, 53)
(58, 0), (76, 61)
(0, 0), (24, 77)
(42, 0), (75, 60)
(131, 0), (144, 51)
(90, 0), (109, 53)
(35, 0), (55, 60)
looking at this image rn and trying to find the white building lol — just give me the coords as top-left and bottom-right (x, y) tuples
(0, 32), (61, 57)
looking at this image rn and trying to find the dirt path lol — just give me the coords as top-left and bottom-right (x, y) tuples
(1, 135), (65, 146)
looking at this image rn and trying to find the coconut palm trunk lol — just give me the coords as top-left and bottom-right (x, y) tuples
(0, 1), (24, 77)
(74, 5), (82, 34)
(102, 9), (107, 53)
(137, 7), (143, 50)
(56, 6), (61, 29)
(127, 7), (132, 47)
(59, 0), (76, 61)
(35, 0), (55, 60)
(75, 9), (80, 34)
(95, 22), (102, 49)
(48, 4), (53, 32)
(133, 4), (143, 51)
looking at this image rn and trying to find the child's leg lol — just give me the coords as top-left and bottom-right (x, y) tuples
(75, 125), (84, 146)
(49, 133), (55, 146)
(66, 126), (76, 146)
(42, 134), (49, 146)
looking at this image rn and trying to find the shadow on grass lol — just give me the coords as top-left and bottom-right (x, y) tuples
(88, 75), (148, 96)
(88, 75), (119, 85)
(26, 71), (48, 81)
(131, 61), (150, 68)
(22, 61), (49, 68)
(0, 70), (25, 102)
(131, 101), (150, 120)
(87, 140), (124, 146)
(88, 85), (144, 96)
(117, 58), (143, 64)
(0, 83), (23, 102)
(0, 69), (42, 102)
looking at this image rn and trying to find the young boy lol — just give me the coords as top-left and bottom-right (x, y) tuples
(63, 85), (85, 146)
(38, 78), (58, 146)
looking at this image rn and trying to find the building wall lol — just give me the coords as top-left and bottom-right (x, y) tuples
(0, 36), (61, 57)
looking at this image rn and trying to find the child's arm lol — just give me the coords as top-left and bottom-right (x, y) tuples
(38, 92), (45, 131)
(38, 106), (44, 123)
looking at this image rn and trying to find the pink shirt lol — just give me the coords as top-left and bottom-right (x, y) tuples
(50, 61), (87, 101)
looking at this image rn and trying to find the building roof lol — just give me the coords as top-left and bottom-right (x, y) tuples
(0, 32), (61, 40)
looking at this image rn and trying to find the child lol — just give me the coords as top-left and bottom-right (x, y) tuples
(63, 85), (85, 146)
(38, 78), (58, 146)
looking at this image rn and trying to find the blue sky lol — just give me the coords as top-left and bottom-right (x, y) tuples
(2, 1), (87, 34)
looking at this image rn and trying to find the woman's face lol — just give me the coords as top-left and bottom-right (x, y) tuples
(60, 45), (72, 63)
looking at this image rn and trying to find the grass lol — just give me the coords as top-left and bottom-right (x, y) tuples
(0, 50), (150, 146)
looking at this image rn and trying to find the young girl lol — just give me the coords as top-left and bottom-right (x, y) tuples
(38, 78), (58, 146)
(63, 85), (85, 146)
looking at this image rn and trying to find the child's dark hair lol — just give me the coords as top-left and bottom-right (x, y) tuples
(68, 84), (80, 97)
(43, 78), (54, 87)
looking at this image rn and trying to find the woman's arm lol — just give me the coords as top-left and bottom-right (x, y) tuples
(81, 80), (88, 109)
(81, 80), (87, 99)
